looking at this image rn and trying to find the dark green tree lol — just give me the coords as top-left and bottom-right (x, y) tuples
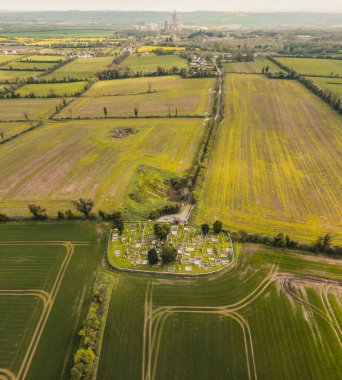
(201, 223), (210, 235)
(213, 220), (223, 234)
(161, 244), (177, 264)
(72, 198), (94, 218)
(148, 248), (158, 265)
(28, 204), (47, 220)
(154, 223), (171, 240)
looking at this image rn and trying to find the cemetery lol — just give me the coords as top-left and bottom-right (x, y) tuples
(107, 222), (234, 274)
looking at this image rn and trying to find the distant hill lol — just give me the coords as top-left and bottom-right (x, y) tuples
(0, 11), (341, 30)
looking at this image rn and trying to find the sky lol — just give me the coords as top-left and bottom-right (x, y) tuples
(1, 0), (342, 12)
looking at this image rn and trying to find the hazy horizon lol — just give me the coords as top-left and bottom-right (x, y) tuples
(0, 0), (341, 13)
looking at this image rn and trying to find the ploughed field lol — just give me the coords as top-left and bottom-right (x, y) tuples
(56, 76), (214, 118)
(0, 222), (105, 380)
(195, 74), (342, 243)
(0, 118), (205, 217)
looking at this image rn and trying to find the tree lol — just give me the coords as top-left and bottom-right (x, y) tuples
(154, 223), (171, 240)
(28, 204), (47, 220)
(315, 233), (333, 252)
(161, 243), (177, 264)
(148, 248), (158, 265)
(0, 131), (4, 142)
(274, 233), (286, 247)
(72, 198), (94, 218)
(201, 223), (210, 235)
(103, 107), (107, 117)
(111, 211), (124, 234)
(213, 220), (223, 234)
(147, 82), (152, 93)
(134, 106), (139, 118)
(0, 213), (9, 222)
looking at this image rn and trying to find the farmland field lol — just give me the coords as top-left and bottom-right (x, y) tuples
(0, 70), (42, 83)
(307, 76), (342, 99)
(276, 57), (342, 76)
(44, 56), (113, 80)
(97, 244), (342, 380)
(2, 61), (57, 70)
(0, 118), (205, 217)
(120, 54), (188, 72)
(0, 98), (62, 120)
(222, 58), (280, 73)
(195, 74), (342, 243)
(0, 122), (35, 140)
(0, 222), (106, 380)
(15, 81), (88, 97)
(21, 55), (67, 62)
(57, 76), (214, 118)
(0, 54), (19, 64)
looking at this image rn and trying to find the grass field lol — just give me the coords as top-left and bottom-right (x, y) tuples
(97, 243), (342, 380)
(57, 76), (214, 118)
(0, 118), (205, 217)
(44, 56), (113, 80)
(138, 46), (186, 52)
(222, 58), (280, 73)
(0, 98), (62, 121)
(307, 76), (342, 99)
(0, 222), (106, 380)
(276, 57), (342, 76)
(120, 54), (188, 72)
(195, 74), (342, 243)
(15, 81), (88, 97)
(0, 122), (35, 140)
(2, 61), (57, 70)
(0, 70), (42, 83)
(21, 55), (67, 62)
(0, 54), (19, 65)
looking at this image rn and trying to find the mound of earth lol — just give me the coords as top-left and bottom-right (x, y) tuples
(111, 128), (137, 139)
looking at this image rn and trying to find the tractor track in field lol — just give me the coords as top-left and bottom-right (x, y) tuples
(278, 274), (342, 347)
(0, 241), (79, 380)
(142, 266), (278, 380)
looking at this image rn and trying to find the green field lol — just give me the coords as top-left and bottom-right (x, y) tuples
(57, 76), (214, 118)
(0, 118), (205, 217)
(0, 122), (35, 140)
(0, 70), (42, 83)
(276, 57), (342, 76)
(307, 76), (342, 99)
(121, 54), (188, 72)
(98, 243), (342, 380)
(44, 57), (113, 80)
(0, 222), (105, 380)
(222, 58), (280, 73)
(0, 98), (62, 121)
(15, 81), (88, 97)
(0, 54), (19, 65)
(21, 55), (67, 62)
(2, 61), (57, 70)
(195, 74), (342, 243)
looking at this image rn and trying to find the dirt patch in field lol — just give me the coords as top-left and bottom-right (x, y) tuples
(110, 128), (137, 139)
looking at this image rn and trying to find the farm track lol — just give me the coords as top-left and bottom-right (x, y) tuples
(0, 241), (79, 380)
